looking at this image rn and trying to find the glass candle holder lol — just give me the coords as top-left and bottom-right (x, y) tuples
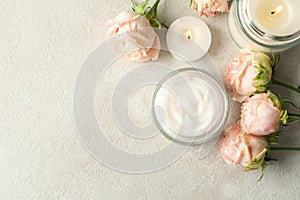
(228, 0), (300, 52)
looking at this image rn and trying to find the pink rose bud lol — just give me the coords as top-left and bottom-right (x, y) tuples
(241, 91), (287, 136)
(107, 11), (160, 62)
(191, 0), (229, 17)
(221, 123), (268, 170)
(225, 49), (273, 102)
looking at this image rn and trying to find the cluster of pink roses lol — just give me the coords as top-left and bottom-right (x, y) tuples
(106, 1), (299, 180)
(221, 49), (289, 176)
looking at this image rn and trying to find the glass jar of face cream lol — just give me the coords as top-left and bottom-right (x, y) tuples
(228, 0), (300, 52)
(152, 68), (228, 146)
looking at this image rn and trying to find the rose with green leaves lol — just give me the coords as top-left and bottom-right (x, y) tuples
(225, 49), (273, 102)
(107, 0), (162, 62)
(130, 0), (162, 28)
(240, 91), (288, 136)
(221, 123), (268, 171)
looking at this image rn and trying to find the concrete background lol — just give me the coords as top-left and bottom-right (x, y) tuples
(1, 0), (300, 199)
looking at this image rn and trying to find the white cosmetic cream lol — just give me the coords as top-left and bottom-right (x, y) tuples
(153, 68), (228, 145)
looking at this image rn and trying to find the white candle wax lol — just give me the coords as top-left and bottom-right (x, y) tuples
(166, 16), (211, 61)
(249, 0), (300, 36)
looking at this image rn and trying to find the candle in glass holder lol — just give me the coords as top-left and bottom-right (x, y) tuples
(228, 0), (300, 52)
(249, 0), (300, 36)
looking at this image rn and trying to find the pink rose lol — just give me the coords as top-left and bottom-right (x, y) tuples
(225, 49), (272, 102)
(191, 0), (229, 17)
(240, 92), (286, 136)
(107, 11), (160, 62)
(221, 123), (268, 169)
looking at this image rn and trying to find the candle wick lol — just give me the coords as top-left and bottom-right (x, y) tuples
(185, 30), (192, 40)
(270, 5), (283, 16)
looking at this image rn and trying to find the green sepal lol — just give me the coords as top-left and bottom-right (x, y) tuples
(280, 110), (288, 125)
(131, 0), (162, 28)
(243, 148), (267, 172)
(149, 18), (161, 28)
(132, 0), (149, 15)
(267, 130), (281, 144)
(251, 51), (273, 94)
(267, 91), (282, 110)
(252, 64), (272, 93)
(253, 64), (270, 81)
(243, 148), (269, 181)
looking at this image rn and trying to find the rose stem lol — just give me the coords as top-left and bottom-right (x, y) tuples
(285, 113), (300, 124)
(288, 113), (300, 117)
(270, 147), (300, 151)
(161, 23), (169, 29)
(272, 78), (300, 94)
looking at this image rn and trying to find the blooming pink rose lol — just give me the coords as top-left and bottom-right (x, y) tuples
(221, 123), (268, 168)
(225, 49), (272, 102)
(107, 11), (160, 62)
(191, 0), (229, 17)
(240, 92), (285, 136)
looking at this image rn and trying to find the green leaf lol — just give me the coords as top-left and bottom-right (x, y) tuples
(284, 114), (300, 125)
(150, 18), (161, 28)
(258, 161), (268, 182)
(283, 99), (300, 109)
(267, 135), (279, 144)
(135, 0), (149, 15)
(145, 0), (161, 20)
(267, 130), (282, 144)
(273, 130), (282, 136)
(271, 52), (280, 71)
(130, 0), (137, 11)
(277, 94), (284, 109)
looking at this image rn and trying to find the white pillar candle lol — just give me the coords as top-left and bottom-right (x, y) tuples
(166, 16), (211, 61)
(249, 0), (300, 36)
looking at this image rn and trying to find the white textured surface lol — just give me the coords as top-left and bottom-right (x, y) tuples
(1, 0), (300, 199)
